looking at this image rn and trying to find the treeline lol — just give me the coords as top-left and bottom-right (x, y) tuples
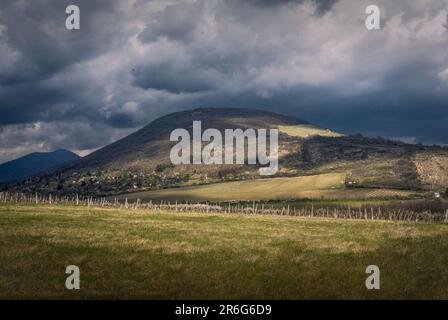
(1, 191), (448, 224)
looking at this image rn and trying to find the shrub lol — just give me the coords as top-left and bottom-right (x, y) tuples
(155, 163), (174, 173)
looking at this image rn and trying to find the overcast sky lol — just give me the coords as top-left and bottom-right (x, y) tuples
(0, 0), (447, 163)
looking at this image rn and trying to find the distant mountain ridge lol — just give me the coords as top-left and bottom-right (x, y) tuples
(8, 108), (448, 195)
(0, 149), (80, 184)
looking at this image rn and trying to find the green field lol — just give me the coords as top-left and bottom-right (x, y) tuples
(1, 203), (448, 299)
(113, 173), (420, 202)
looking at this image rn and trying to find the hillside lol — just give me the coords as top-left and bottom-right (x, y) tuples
(9, 108), (448, 196)
(64, 107), (308, 172)
(0, 149), (80, 184)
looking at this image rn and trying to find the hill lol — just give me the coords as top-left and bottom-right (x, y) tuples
(9, 108), (448, 196)
(0, 149), (80, 184)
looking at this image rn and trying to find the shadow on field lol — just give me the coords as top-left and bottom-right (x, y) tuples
(1, 231), (448, 299)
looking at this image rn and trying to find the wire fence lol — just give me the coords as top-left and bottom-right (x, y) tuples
(1, 191), (447, 224)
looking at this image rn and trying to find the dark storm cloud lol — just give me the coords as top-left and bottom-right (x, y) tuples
(0, 0), (136, 127)
(0, 0), (448, 163)
(132, 61), (220, 93)
(137, 1), (202, 43)
(0, 0), (126, 85)
(246, 0), (339, 14)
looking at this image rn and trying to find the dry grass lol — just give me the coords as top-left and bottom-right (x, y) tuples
(0, 203), (448, 299)
(113, 173), (419, 202)
(116, 173), (346, 202)
(279, 124), (344, 138)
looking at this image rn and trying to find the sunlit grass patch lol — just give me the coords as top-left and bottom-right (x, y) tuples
(279, 124), (344, 138)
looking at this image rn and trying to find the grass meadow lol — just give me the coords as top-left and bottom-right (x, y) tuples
(113, 173), (420, 203)
(1, 203), (447, 299)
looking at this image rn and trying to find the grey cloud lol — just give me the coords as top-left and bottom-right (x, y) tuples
(1, 0), (448, 162)
(132, 61), (221, 93)
(0, 0), (126, 86)
(244, 0), (339, 14)
(138, 1), (203, 43)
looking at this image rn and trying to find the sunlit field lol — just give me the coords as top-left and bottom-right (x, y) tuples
(113, 173), (420, 202)
(1, 203), (447, 299)
(278, 124), (344, 138)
